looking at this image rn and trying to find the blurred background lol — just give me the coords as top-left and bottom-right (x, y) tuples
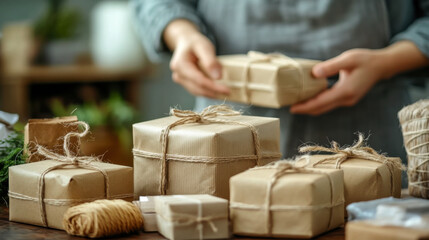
(1, 0), (428, 167)
(0, 0), (194, 166)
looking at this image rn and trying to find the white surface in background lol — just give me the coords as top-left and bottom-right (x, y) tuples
(91, 1), (146, 70)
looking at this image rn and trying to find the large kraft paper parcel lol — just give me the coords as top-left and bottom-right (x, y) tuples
(155, 194), (229, 240)
(230, 165), (344, 238)
(216, 52), (328, 108)
(133, 114), (281, 199)
(346, 221), (429, 240)
(24, 116), (79, 162)
(8, 160), (133, 230)
(296, 155), (402, 208)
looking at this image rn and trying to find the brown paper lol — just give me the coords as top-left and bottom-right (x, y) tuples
(133, 196), (158, 232)
(133, 115), (281, 199)
(155, 194), (229, 240)
(24, 116), (79, 162)
(8, 160), (133, 230)
(346, 221), (429, 240)
(216, 53), (328, 108)
(230, 167), (344, 238)
(296, 155), (402, 208)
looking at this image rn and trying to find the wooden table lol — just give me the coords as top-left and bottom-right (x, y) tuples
(0, 206), (344, 240)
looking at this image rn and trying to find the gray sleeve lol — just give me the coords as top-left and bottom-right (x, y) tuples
(390, 0), (429, 58)
(131, 0), (214, 62)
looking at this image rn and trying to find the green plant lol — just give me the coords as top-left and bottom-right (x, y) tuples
(0, 133), (26, 206)
(34, 0), (80, 41)
(50, 92), (139, 149)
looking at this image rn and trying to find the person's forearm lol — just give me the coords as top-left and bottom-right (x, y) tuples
(163, 19), (201, 51)
(376, 41), (429, 80)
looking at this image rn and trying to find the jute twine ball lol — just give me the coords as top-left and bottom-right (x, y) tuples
(398, 99), (429, 199)
(63, 199), (144, 238)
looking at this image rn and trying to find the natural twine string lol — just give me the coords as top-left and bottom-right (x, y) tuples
(159, 104), (262, 195)
(230, 160), (339, 236)
(63, 199), (143, 238)
(398, 99), (429, 198)
(298, 133), (404, 195)
(241, 51), (304, 104)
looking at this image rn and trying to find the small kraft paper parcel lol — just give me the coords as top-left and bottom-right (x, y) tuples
(296, 134), (403, 209)
(216, 51), (328, 108)
(133, 105), (281, 199)
(9, 121), (134, 230)
(229, 161), (345, 238)
(24, 116), (80, 162)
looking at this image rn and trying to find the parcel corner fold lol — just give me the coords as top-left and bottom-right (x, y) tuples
(133, 114), (282, 199)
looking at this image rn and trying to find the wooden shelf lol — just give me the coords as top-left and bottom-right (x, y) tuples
(3, 64), (146, 84)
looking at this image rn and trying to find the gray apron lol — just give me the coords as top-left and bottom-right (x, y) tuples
(194, 0), (411, 186)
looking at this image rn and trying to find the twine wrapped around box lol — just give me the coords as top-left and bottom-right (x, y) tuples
(230, 160), (344, 238)
(216, 51), (327, 108)
(398, 99), (429, 199)
(133, 105), (281, 199)
(8, 121), (134, 229)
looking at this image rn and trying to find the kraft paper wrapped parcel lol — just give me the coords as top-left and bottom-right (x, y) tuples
(296, 134), (403, 208)
(133, 105), (282, 199)
(9, 121), (134, 230)
(229, 161), (345, 238)
(24, 116), (80, 162)
(155, 194), (229, 240)
(216, 51), (328, 108)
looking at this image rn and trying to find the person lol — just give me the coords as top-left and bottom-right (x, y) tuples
(133, 0), (429, 185)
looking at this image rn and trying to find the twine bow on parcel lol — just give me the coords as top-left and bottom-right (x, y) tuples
(299, 134), (404, 195)
(9, 121), (110, 227)
(159, 104), (262, 195)
(230, 160), (339, 236)
(159, 195), (227, 240)
(239, 51), (304, 104)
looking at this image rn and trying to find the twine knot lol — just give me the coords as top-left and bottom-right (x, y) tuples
(170, 105), (241, 124)
(33, 121), (110, 227)
(298, 133), (401, 169)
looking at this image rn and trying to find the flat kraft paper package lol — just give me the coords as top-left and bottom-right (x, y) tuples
(155, 194), (229, 240)
(216, 51), (328, 108)
(8, 160), (133, 230)
(133, 105), (282, 199)
(346, 221), (429, 240)
(229, 161), (344, 238)
(296, 134), (402, 209)
(9, 121), (133, 230)
(133, 196), (158, 232)
(24, 116), (79, 162)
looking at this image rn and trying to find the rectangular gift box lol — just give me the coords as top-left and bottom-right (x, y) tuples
(24, 116), (79, 162)
(216, 52), (328, 108)
(133, 113), (281, 199)
(9, 160), (133, 230)
(346, 221), (429, 240)
(133, 196), (158, 232)
(229, 164), (345, 238)
(155, 194), (229, 240)
(296, 155), (402, 208)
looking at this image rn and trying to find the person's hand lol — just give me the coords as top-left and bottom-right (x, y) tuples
(290, 49), (386, 116)
(164, 20), (229, 98)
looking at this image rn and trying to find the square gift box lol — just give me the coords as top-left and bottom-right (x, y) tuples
(155, 194), (229, 240)
(229, 161), (344, 238)
(133, 105), (281, 199)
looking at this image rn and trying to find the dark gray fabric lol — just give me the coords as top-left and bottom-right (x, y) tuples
(133, 0), (429, 186)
